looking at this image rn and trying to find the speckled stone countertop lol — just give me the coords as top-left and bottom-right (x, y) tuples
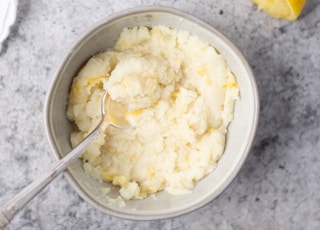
(0, 1), (319, 229)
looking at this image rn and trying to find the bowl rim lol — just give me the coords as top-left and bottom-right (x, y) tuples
(44, 5), (259, 220)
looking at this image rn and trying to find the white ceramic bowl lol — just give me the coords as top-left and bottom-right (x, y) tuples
(45, 6), (259, 220)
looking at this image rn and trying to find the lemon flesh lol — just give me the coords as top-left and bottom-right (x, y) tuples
(252, 0), (307, 21)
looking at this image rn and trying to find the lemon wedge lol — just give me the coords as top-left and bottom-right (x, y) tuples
(252, 0), (307, 21)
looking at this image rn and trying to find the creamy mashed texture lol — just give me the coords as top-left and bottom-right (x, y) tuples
(67, 25), (239, 200)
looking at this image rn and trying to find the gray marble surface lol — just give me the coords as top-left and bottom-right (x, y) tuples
(0, 0), (319, 229)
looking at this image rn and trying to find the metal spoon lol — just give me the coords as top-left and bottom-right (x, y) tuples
(0, 91), (129, 228)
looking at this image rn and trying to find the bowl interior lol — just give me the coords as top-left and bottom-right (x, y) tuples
(45, 7), (258, 220)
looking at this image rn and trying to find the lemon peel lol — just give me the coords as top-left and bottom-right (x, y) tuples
(252, 0), (307, 21)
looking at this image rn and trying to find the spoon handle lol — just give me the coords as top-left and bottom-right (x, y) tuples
(0, 126), (102, 229)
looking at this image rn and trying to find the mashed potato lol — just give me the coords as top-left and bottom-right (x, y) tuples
(67, 25), (239, 200)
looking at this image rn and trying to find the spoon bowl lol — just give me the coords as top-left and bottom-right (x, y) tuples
(105, 93), (130, 129)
